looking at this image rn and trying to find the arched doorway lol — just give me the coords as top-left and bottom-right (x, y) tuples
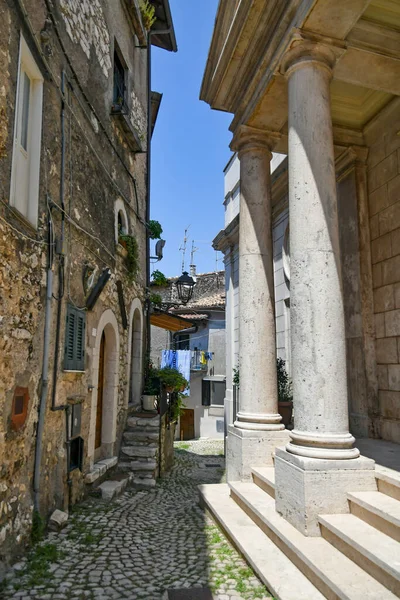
(89, 310), (120, 463)
(126, 299), (143, 408)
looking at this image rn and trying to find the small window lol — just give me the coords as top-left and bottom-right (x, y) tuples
(64, 305), (86, 371)
(118, 210), (127, 236)
(10, 34), (44, 228)
(69, 436), (84, 472)
(176, 334), (190, 350)
(11, 387), (29, 430)
(202, 379), (226, 407)
(112, 45), (127, 112)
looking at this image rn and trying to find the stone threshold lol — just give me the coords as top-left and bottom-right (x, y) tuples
(84, 456), (118, 484)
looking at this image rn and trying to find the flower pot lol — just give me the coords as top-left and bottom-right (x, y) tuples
(278, 401), (293, 428)
(142, 395), (156, 411)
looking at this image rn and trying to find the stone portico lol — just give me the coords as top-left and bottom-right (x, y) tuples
(201, 1), (400, 597)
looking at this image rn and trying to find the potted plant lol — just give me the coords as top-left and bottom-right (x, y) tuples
(151, 269), (168, 286)
(157, 367), (188, 393)
(147, 220), (163, 240)
(277, 357), (293, 427)
(118, 234), (139, 282)
(142, 364), (160, 411)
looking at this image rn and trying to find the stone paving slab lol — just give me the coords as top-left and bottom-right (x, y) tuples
(2, 440), (272, 600)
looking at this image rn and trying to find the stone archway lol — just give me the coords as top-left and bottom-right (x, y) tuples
(89, 309), (120, 462)
(126, 299), (143, 408)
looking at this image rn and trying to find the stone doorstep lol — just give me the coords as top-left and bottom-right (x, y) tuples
(132, 477), (156, 489)
(97, 478), (128, 502)
(121, 445), (158, 458)
(84, 456), (118, 484)
(118, 460), (157, 472)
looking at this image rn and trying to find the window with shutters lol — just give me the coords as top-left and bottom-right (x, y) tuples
(202, 378), (226, 407)
(64, 305), (86, 371)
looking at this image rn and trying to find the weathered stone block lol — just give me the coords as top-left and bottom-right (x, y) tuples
(371, 233), (392, 264)
(369, 184), (389, 216)
(97, 457), (118, 470)
(372, 263), (382, 288)
(392, 228), (400, 258)
(368, 153), (397, 193)
(388, 365), (400, 392)
(373, 284), (394, 313)
(370, 215), (379, 240)
(121, 446), (157, 458)
(395, 283), (400, 309)
(48, 509), (68, 531)
(385, 309), (400, 337)
(374, 313), (385, 338)
(382, 255), (400, 285)
(379, 202), (400, 236)
(85, 469), (100, 484)
(379, 390), (400, 419)
(376, 338), (398, 364)
(376, 364), (388, 390)
(274, 448), (376, 536)
(226, 425), (289, 482)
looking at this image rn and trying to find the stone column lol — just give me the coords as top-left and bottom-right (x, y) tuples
(227, 126), (288, 482)
(274, 43), (376, 535)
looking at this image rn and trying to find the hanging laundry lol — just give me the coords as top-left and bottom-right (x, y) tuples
(205, 352), (213, 361)
(176, 350), (191, 392)
(200, 351), (207, 365)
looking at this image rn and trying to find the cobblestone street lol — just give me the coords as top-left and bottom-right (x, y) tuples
(2, 441), (271, 600)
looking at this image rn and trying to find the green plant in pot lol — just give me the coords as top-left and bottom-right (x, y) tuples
(277, 357), (293, 427)
(118, 234), (139, 282)
(142, 363), (160, 411)
(151, 269), (168, 286)
(170, 391), (187, 422)
(147, 220), (163, 240)
(157, 367), (188, 393)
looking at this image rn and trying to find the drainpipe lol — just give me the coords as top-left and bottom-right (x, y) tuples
(33, 71), (68, 514)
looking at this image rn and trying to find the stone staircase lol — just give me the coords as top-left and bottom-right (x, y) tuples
(118, 412), (160, 489)
(200, 463), (400, 600)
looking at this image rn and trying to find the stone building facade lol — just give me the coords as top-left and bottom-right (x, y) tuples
(0, 0), (175, 563)
(200, 1), (400, 595)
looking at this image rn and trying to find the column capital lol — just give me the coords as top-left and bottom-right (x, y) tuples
(280, 39), (337, 78)
(230, 125), (280, 158)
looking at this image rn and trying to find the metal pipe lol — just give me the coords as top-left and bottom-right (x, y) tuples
(33, 268), (53, 511)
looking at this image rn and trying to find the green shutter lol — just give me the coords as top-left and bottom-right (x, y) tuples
(202, 379), (211, 406)
(64, 305), (86, 371)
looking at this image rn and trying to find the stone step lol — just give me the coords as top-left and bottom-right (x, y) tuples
(252, 466), (275, 499)
(84, 456), (118, 484)
(348, 491), (400, 543)
(375, 467), (400, 502)
(127, 416), (160, 429)
(319, 513), (400, 596)
(98, 478), (128, 502)
(132, 478), (156, 490)
(123, 431), (159, 443)
(229, 481), (397, 600)
(118, 460), (157, 472)
(199, 483), (325, 600)
(121, 445), (158, 459)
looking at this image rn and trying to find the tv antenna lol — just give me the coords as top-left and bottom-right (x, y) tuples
(179, 226), (190, 272)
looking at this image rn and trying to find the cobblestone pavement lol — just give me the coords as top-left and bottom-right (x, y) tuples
(2, 440), (272, 600)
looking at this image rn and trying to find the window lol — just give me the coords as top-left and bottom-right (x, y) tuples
(69, 437), (84, 472)
(64, 305), (86, 371)
(202, 378), (226, 407)
(175, 333), (190, 350)
(10, 35), (44, 228)
(114, 199), (129, 244)
(112, 45), (127, 112)
(11, 387), (29, 430)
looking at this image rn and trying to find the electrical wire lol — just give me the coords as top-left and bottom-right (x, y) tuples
(0, 210), (48, 246)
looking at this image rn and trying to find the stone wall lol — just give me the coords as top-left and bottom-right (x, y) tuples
(159, 415), (175, 477)
(0, 0), (149, 563)
(366, 100), (400, 443)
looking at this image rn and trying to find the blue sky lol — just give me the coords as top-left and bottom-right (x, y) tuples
(150, 0), (232, 278)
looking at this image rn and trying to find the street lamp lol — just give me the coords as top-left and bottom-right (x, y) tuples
(175, 271), (196, 305)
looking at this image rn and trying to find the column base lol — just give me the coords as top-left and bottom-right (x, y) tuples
(235, 410), (285, 431)
(274, 447), (377, 537)
(226, 424), (289, 482)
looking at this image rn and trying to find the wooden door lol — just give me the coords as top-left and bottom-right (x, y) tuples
(95, 332), (106, 449)
(180, 409), (195, 440)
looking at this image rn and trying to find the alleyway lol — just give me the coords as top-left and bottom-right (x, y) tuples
(2, 441), (271, 600)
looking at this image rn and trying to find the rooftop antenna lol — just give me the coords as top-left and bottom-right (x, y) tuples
(179, 226), (190, 273)
(190, 240), (199, 279)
